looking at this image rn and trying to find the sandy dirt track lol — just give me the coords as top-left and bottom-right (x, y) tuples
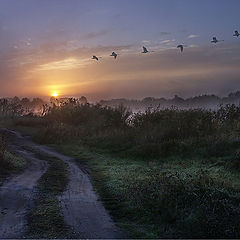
(0, 129), (48, 239)
(30, 141), (123, 238)
(0, 129), (122, 239)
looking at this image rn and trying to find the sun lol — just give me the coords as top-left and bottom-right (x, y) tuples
(52, 92), (58, 97)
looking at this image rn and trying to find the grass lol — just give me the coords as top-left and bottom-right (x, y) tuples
(26, 152), (69, 239)
(3, 103), (240, 238)
(0, 151), (28, 185)
(0, 127), (28, 185)
(54, 142), (240, 238)
(0, 121), (70, 238)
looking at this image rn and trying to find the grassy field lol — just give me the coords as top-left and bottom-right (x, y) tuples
(3, 103), (240, 238)
(52, 142), (240, 238)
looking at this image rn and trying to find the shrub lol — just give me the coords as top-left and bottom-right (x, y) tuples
(14, 103), (240, 160)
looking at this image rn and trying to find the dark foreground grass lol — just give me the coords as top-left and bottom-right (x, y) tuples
(0, 151), (28, 185)
(0, 129), (28, 185)
(26, 152), (69, 239)
(55, 142), (240, 239)
(4, 103), (240, 238)
(3, 129), (240, 238)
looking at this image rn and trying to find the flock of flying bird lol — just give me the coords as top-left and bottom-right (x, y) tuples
(91, 30), (240, 60)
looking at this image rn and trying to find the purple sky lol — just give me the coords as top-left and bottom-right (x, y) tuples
(0, 0), (240, 100)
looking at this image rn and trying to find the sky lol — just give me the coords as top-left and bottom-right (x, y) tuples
(0, 0), (240, 101)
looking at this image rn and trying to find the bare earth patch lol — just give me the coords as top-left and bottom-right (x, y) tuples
(0, 129), (122, 239)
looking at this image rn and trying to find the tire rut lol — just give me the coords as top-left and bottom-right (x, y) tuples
(0, 129), (48, 239)
(29, 144), (123, 239)
(0, 129), (122, 239)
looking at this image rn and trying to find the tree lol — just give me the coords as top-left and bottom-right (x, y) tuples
(79, 96), (88, 105)
(12, 96), (20, 104)
(21, 97), (30, 106)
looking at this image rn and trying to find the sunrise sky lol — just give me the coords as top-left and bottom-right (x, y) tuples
(0, 0), (240, 101)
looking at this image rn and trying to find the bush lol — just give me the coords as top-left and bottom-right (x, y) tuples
(11, 102), (240, 238)
(14, 103), (240, 160)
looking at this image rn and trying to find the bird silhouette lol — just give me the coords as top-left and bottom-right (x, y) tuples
(177, 44), (184, 52)
(211, 37), (224, 43)
(142, 46), (154, 53)
(142, 46), (149, 53)
(92, 55), (99, 61)
(88, 32), (234, 62)
(110, 52), (118, 59)
(233, 30), (240, 37)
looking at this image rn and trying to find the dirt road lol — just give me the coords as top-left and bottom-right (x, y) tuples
(0, 129), (122, 239)
(0, 129), (48, 239)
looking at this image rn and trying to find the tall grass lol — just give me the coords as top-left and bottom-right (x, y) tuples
(12, 102), (240, 238)
(0, 132), (9, 169)
(0, 131), (27, 183)
(127, 169), (240, 238)
(15, 103), (240, 159)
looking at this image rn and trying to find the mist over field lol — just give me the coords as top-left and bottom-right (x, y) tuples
(1, 0), (240, 239)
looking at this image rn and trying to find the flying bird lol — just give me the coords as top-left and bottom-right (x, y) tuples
(211, 37), (224, 43)
(92, 55), (99, 61)
(142, 46), (154, 53)
(177, 44), (184, 52)
(233, 30), (240, 37)
(142, 46), (149, 53)
(110, 52), (118, 59)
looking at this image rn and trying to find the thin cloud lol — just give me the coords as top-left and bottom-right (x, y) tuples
(160, 39), (176, 44)
(79, 43), (240, 100)
(160, 32), (171, 35)
(187, 34), (199, 39)
(189, 44), (199, 48)
(1, 25), (240, 100)
(82, 30), (111, 40)
(34, 57), (90, 71)
(160, 40), (171, 44)
(142, 40), (151, 44)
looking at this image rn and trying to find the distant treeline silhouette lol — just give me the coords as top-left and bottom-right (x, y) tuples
(1, 90), (240, 117)
(0, 96), (88, 116)
(0, 97), (45, 116)
(100, 91), (240, 111)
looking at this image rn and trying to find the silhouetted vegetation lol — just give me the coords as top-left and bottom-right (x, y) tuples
(0, 97), (46, 116)
(6, 94), (240, 238)
(16, 102), (240, 160)
(100, 90), (240, 111)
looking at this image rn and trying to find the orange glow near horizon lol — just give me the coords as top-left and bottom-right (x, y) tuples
(52, 92), (58, 97)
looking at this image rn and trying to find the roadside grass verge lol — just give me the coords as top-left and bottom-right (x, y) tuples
(26, 152), (69, 239)
(0, 116), (39, 137)
(0, 129), (28, 185)
(3, 118), (240, 238)
(0, 151), (28, 185)
(3, 102), (240, 238)
(54, 142), (240, 239)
